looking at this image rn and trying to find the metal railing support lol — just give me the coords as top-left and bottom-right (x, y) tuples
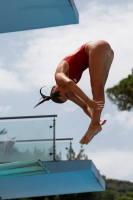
(70, 139), (72, 160)
(53, 118), (56, 161)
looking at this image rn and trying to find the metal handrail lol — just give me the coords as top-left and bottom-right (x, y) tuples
(0, 115), (57, 120)
(0, 138), (73, 143)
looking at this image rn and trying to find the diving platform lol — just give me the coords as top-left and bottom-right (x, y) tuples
(0, 160), (105, 200)
(0, 0), (79, 34)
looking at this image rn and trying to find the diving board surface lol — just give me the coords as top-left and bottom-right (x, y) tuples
(0, 0), (79, 34)
(0, 160), (105, 200)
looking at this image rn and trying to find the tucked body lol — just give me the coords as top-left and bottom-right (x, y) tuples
(35, 40), (114, 144)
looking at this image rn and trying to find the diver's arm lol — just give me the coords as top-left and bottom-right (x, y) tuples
(55, 72), (104, 110)
(68, 92), (92, 118)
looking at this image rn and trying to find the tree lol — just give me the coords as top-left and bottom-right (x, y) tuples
(106, 69), (133, 111)
(105, 179), (133, 195)
(116, 196), (133, 200)
(126, 192), (133, 198)
(97, 190), (119, 200)
(66, 145), (88, 160)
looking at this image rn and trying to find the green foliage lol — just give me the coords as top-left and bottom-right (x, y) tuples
(44, 197), (49, 200)
(56, 151), (62, 161)
(75, 145), (88, 160)
(106, 179), (133, 195)
(19, 198), (33, 200)
(106, 70), (133, 111)
(116, 196), (133, 200)
(43, 193), (97, 200)
(126, 192), (133, 198)
(66, 145), (88, 160)
(97, 179), (133, 200)
(97, 190), (119, 200)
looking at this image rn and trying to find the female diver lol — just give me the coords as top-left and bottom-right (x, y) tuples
(35, 40), (114, 144)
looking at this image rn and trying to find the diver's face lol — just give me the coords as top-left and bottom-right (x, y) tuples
(55, 85), (72, 103)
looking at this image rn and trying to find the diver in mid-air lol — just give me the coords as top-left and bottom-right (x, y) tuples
(35, 40), (114, 144)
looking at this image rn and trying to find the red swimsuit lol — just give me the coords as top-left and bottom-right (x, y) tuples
(63, 43), (88, 84)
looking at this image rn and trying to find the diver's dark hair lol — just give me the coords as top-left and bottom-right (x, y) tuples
(50, 86), (64, 104)
(34, 86), (63, 108)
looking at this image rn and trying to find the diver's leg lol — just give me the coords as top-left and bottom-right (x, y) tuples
(80, 40), (114, 144)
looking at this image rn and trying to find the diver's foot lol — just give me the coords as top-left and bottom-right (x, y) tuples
(79, 124), (102, 145)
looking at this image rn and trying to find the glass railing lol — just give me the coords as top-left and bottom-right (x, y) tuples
(0, 115), (73, 163)
(0, 118), (54, 140)
(0, 139), (73, 163)
(0, 140), (53, 163)
(56, 139), (72, 161)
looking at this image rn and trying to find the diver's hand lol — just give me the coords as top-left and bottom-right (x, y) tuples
(87, 99), (104, 110)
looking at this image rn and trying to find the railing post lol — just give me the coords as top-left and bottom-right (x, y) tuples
(70, 139), (72, 160)
(53, 118), (56, 161)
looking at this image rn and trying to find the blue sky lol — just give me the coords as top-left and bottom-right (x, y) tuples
(0, 0), (133, 181)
